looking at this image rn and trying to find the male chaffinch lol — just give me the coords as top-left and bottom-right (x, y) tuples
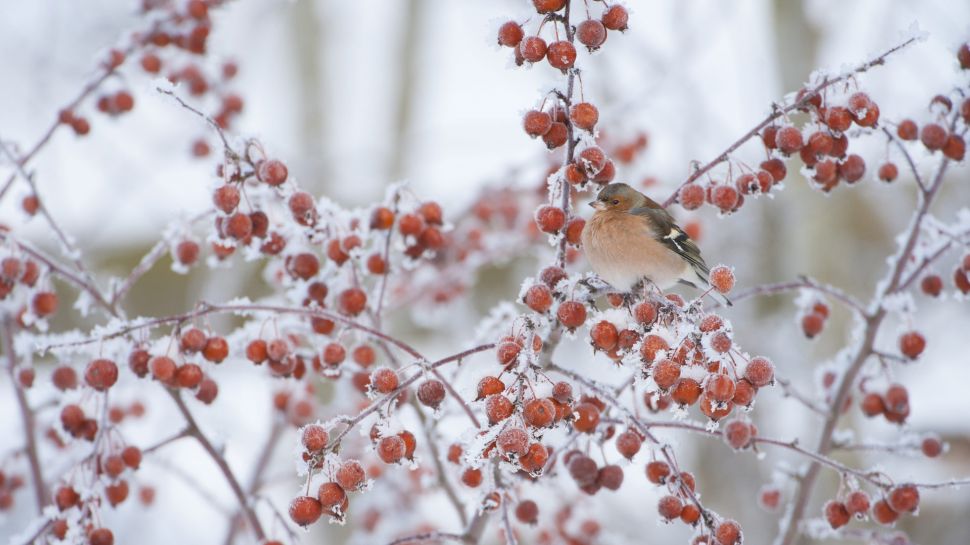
(581, 182), (732, 306)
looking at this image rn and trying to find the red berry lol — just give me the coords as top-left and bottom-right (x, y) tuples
(671, 378), (702, 406)
(52, 366), (78, 391)
(532, 0), (566, 13)
(317, 481), (346, 509)
(497, 21), (524, 48)
(825, 107), (852, 132)
(568, 454), (599, 487)
(519, 36), (548, 63)
(338, 288), (367, 316)
(776, 126), (803, 154)
(657, 495), (683, 520)
(461, 467), (482, 487)
(590, 321), (619, 351)
(709, 265), (735, 293)
(485, 394), (514, 424)
(899, 331), (925, 359)
(920, 123), (947, 151)
(824, 500), (850, 529)
(872, 499), (899, 525)
(150, 356), (176, 383)
(802, 312), (825, 338)
(289, 496), (322, 527)
(652, 359), (681, 390)
(878, 162), (898, 182)
(32, 291), (58, 317)
(714, 520), (742, 545)
(959, 43), (970, 69)
(258, 159), (288, 186)
(845, 490), (870, 516)
(888, 484), (919, 513)
(336, 460), (366, 491)
(743, 356), (774, 387)
(921, 436), (943, 458)
(596, 464), (624, 491)
(302, 425), (329, 451)
(535, 205), (566, 233)
(552, 381), (573, 403)
(943, 134), (966, 161)
(377, 436), (406, 464)
(523, 398), (556, 428)
(546, 41), (577, 71)
(496, 427), (529, 458)
(711, 185), (739, 212)
(542, 121), (568, 149)
(761, 158), (787, 182)
(633, 302), (658, 325)
(417, 379), (446, 409)
(577, 20), (607, 50)
(572, 402), (600, 433)
(89, 528), (114, 545)
(176, 363), (203, 389)
(601, 5), (629, 31)
(523, 110), (552, 137)
(839, 154), (866, 184)
(645, 460), (671, 484)
(370, 367), (399, 394)
(557, 301), (587, 330)
(202, 336), (229, 363)
(897, 119), (918, 140)
(515, 500), (539, 524)
(706, 374), (736, 402)
(860, 393), (885, 417)
(570, 102), (599, 131)
(85, 359), (118, 391)
(679, 183), (705, 210)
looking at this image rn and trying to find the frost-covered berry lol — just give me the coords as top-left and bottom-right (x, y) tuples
(679, 183), (705, 210)
(943, 134), (966, 161)
(590, 321), (619, 351)
(543, 122), (568, 149)
(657, 495), (683, 520)
(258, 159), (288, 186)
(708, 265), (735, 294)
(336, 460), (366, 491)
(761, 158), (787, 183)
(723, 419), (753, 450)
(860, 392), (885, 417)
(825, 106), (852, 132)
(577, 20), (607, 50)
(711, 185), (739, 213)
(338, 288), (367, 316)
(615, 430), (642, 459)
(85, 359), (118, 391)
(744, 356), (774, 387)
(523, 110), (552, 137)
(377, 436), (405, 464)
(921, 436), (943, 458)
(535, 205), (566, 233)
(302, 425), (329, 451)
(714, 520), (742, 545)
(289, 496), (323, 527)
(523, 284), (553, 313)
(872, 499), (899, 525)
(552, 381), (573, 403)
(496, 427), (529, 458)
(645, 460), (671, 484)
(839, 154), (866, 184)
(568, 454), (598, 487)
(920, 123), (947, 151)
(523, 398), (555, 428)
(497, 21), (524, 47)
(634, 302), (658, 325)
(557, 301), (587, 330)
(461, 467), (482, 487)
(370, 368), (399, 394)
(899, 331), (925, 360)
(519, 36), (547, 63)
(601, 5), (629, 30)
(897, 119), (918, 140)
(485, 394), (514, 424)
(845, 490), (870, 517)
(572, 402), (600, 433)
(671, 378), (702, 406)
(824, 500), (850, 529)
(776, 126), (803, 155)
(888, 484), (919, 513)
(417, 379), (446, 409)
(570, 102), (599, 131)
(477, 376), (505, 399)
(88, 528), (114, 545)
(878, 162), (898, 182)
(652, 359), (680, 390)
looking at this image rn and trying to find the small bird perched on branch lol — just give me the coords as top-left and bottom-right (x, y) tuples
(581, 182), (732, 306)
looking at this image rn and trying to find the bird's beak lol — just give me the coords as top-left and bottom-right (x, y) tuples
(589, 201), (605, 210)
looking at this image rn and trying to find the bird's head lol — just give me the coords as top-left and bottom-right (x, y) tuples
(590, 183), (647, 212)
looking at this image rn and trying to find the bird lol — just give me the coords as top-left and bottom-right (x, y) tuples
(581, 182), (732, 306)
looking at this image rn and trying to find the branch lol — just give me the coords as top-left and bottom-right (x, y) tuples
(2, 316), (46, 514)
(776, 116), (955, 545)
(386, 532), (468, 545)
(662, 35), (920, 207)
(729, 275), (865, 314)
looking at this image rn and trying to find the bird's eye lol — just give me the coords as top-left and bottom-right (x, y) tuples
(611, 199), (620, 205)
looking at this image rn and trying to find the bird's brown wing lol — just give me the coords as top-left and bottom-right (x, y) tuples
(628, 206), (710, 280)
